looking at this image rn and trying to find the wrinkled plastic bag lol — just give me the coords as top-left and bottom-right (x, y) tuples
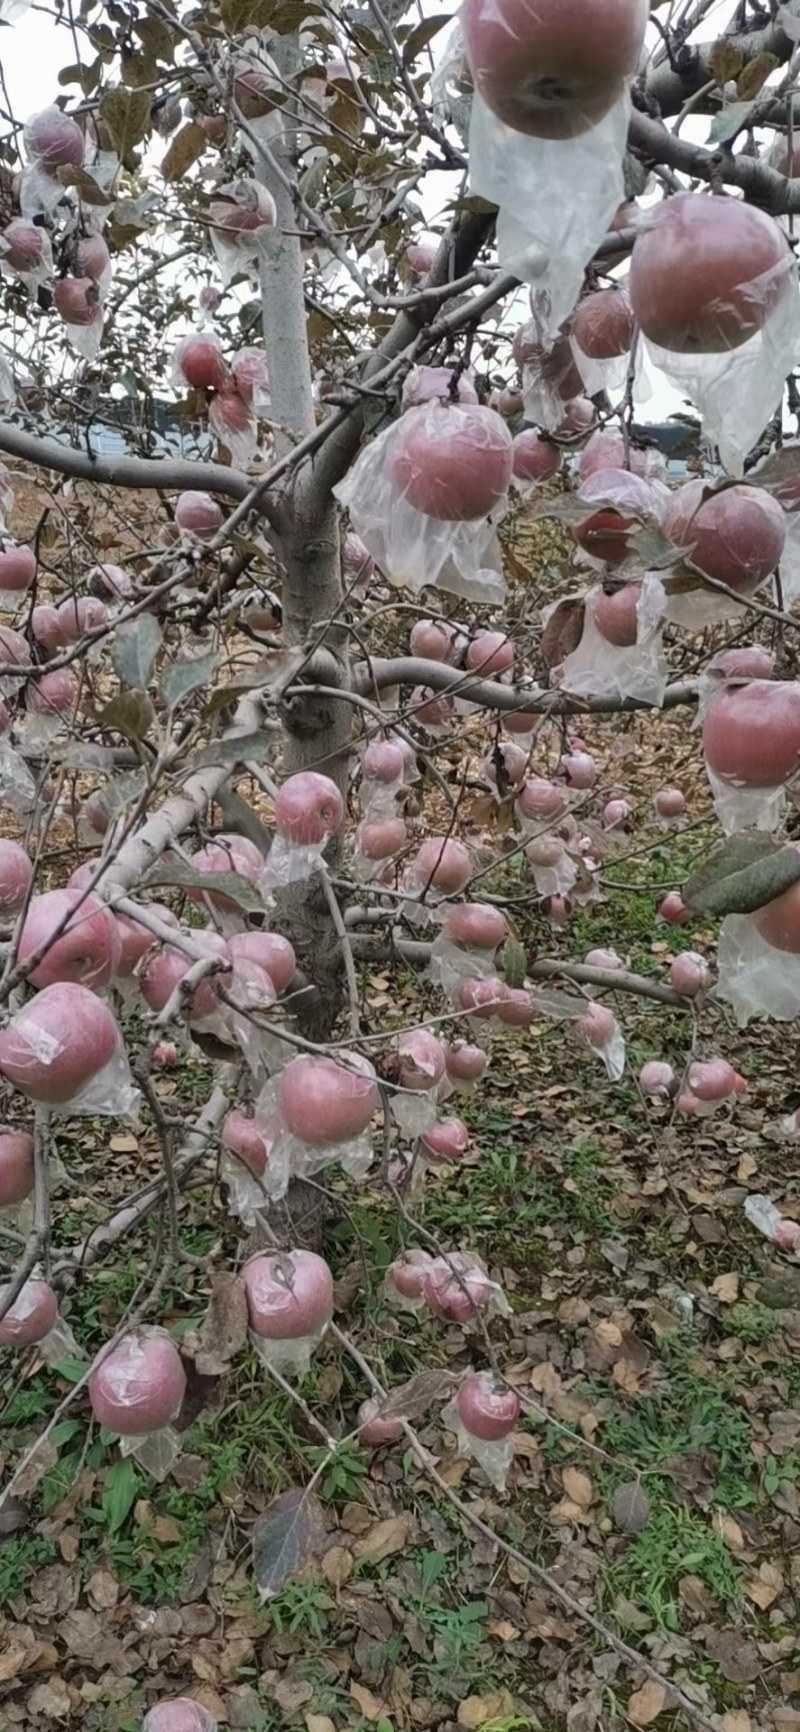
(704, 759), (785, 835)
(715, 911), (800, 1024)
(744, 1191), (800, 1252)
(559, 574), (667, 705)
(468, 84), (629, 343)
(639, 258), (800, 476)
(334, 403), (511, 596)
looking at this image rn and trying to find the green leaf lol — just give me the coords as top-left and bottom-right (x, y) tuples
(96, 689), (156, 742)
(145, 862), (264, 913)
(401, 13), (450, 64)
(706, 99), (756, 145)
(186, 729), (276, 771)
(110, 613), (162, 689)
(51, 1357), (88, 1383)
(683, 831), (800, 917)
(622, 153), (649, 199)
(500, 936), (527, 989)
(161, 649), (219, 709)
(252, 1485), (326, 1599)
(99, 87), (152, 157)
(161, 121), (208, 182)
(102, 1458), (140, 1535)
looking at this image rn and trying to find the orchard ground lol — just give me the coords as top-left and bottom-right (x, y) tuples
(2, 478), (800, 1732)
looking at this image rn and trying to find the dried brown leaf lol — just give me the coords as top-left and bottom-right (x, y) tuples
(627, 1680), (667, 1726)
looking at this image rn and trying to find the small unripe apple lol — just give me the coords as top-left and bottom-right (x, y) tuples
(174, 491), (223, 539)
(18, 888), (121, 992)
(54, 277), (100, 327)
(0, 983), (121, 1104)
(639, 1060), (675, 1099)
(669, 952), (710, 996)
(357, 1397), (404, 1444)
(0, 840), (33, 916)
(654, 788), (686, 819)
(227, 931), (296, 994)
(441, 904), (507, 950)
(659, 891), (690, 926)
(243, 1249), (333, 1338)
(0, 1130), (34, 1205)
(457, 1371), (520, 1440)
(422, 1253), (490, 1322)
(0, 1277), (57, 1346)
(278, 1054), (378, 1144)
(143, 1701), (217, 1732)
(391, 404), (513, 521)
(413, 837), (472, 894)
(222, 1108), (268, 1175)
(275, 772), (344, 845)
(0, 542), (35, 594)
(89, 1329), (186, 1435)
(27, 105), (84, 169)
(175, 333), (228, 392)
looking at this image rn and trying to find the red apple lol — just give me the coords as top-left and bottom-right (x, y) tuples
(461, 0), (648, 138)
(89, 1329), (186, 1434)
(243, 1249), (333, 1338)
(391, 403), (513, 521)
(629, 193), (789, 353)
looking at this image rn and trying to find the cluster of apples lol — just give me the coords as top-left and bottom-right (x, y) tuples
(171, 331), (270, 471)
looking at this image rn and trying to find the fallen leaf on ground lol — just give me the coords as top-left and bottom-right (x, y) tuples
(627, 1680), (668, 1726)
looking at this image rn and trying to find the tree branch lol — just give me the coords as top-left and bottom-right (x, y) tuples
(629, 109), (800, 213)
(0, 421), (252, 500)
(355, 657), (699, 716)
